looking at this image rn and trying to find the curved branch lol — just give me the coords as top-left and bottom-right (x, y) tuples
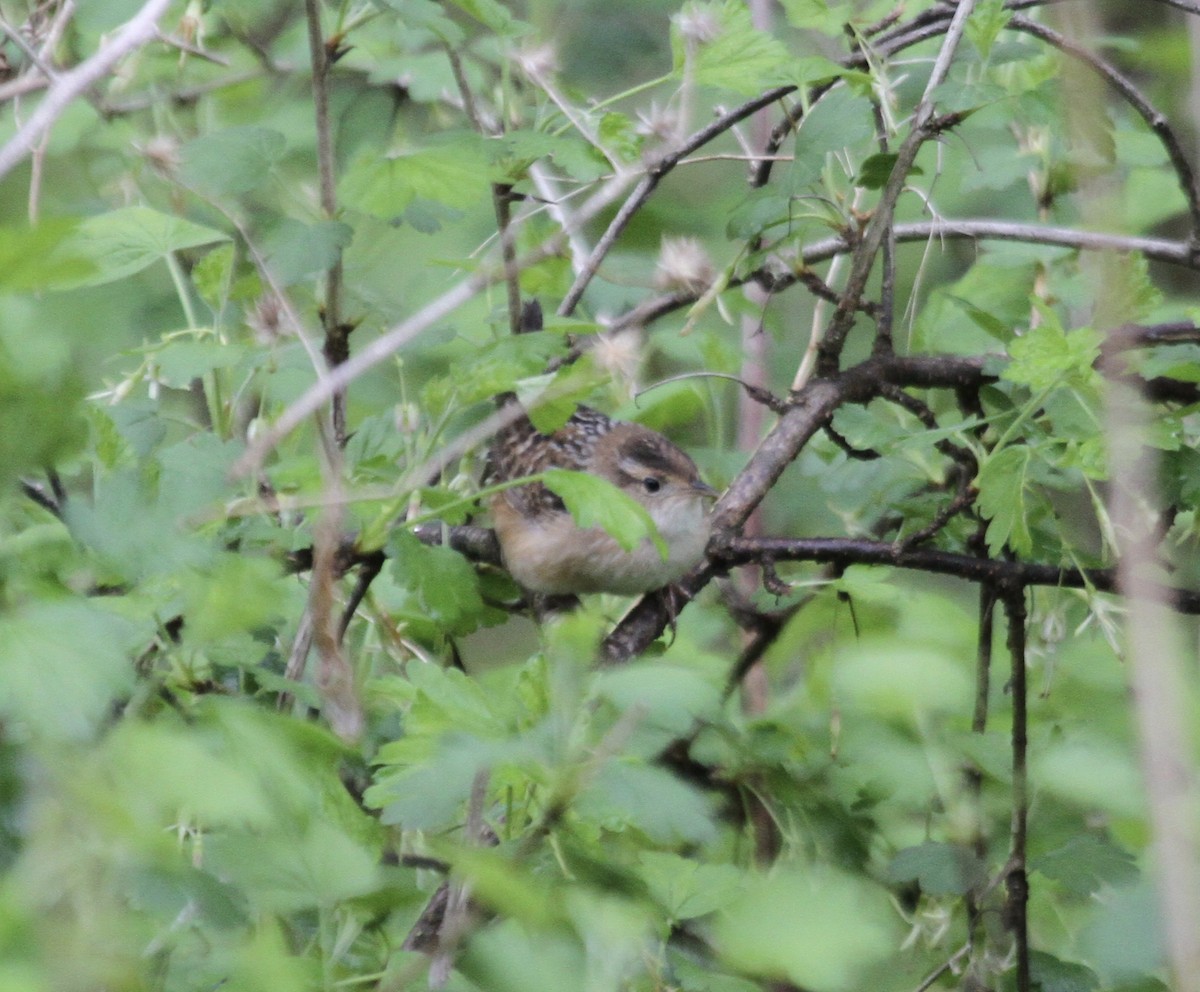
(609, 221), (1198, 336)
(559, 84), (795, 316)
(1010, 14), (1200, 244)
(0, 0), (174, 182)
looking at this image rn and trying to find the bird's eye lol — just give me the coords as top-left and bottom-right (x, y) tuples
(642, 476), (661, 494)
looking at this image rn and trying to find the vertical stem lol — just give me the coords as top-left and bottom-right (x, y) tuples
(737, 0), (775, 722)
(1105, 331), (1200, 990)
(966, 583), (995, 970)
(304, 0), (349, 445)
(1003, 585), (1030, 992)
(493, 183), (523, 337)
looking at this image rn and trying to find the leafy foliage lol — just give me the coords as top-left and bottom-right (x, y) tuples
(1, 2), (1198, 991)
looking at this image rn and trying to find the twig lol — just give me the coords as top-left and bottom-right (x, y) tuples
(816, 0), (978, 372)
(559, 85), (795, 316)
(1002, 587), (1030, 992)
(20, 478), (63, 517)
(0, 0), (173, 182)
(607, 220), (1200, 339)
(303, 0), (350, 446)
(1010, 13), (1200, 245)
(233, 170), (639, 475)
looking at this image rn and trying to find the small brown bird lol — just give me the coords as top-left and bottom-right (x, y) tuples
(487, 405), (717, 595)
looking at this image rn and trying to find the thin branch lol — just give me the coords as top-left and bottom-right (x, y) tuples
(816, 0), (978, 372)
(607, 220), (1199, 337)
(0, 0), (173, 182)
(21, 478), (63, 518)
(234, 171), (639, 475)
(1002, 587), (1030, 992)
(709, 535), (1200, 610)
(559, 85), (794, 316)
(303, 0), (350, 446)
(1010, 13), (1200, 245)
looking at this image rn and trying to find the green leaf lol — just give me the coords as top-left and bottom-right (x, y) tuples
(965, 0), (1012, 61)
(778, 0), (852, 32)
(1090, 251), (1161, 328)
(151, 337), (247, 388)
(835, 642), (974, 719)
(443, 0), (519, 33)
(459, 922), (584, 992)
(181, 553), (289, 648)
(0, 329), (86, 490)
(713, 868), (898, 990)
(856, 153), (923, 190)
(373, 0), (465, 44)
(1004, 315), (1102, 392)
(0, 219), (94, 290)
(1032, 834), (1138, 896)
(945, 292), (1010, 339)
(1029, 952), (1099, 992)
(193, 243), (235, 312)
(592, 664), (722, 738)
(576, 760), (716, 845)
(180, 126), (287, 196)
(791, 87), (876, 188)
(387, 529), (486, 635)
(672, 1), (793, 95)
(975, 444), (1035, 556)
(1079, 879), (1164, 984)
(66, 206), (229, 286)
(0, 601), (135, 741)
(1034, 736), (1145, 819)
(542, 468), (668, 558)
(262, 219), (354, 286)
(887, 842), (986, 896)
(640, 852), (743, 921)
(340, 136), (491, 216)
(206, 819), (381, 912)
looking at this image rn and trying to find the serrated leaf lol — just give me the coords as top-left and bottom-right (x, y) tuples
(193, 243), (235, 311)
(0, 601), (135, 741)
(792, 86), (876, 188)
(672, 1), (793, 95)
(66, 206), (229, 286)
(387, 529), (486, 635)
(1091, 251), (1161, 328)
(181, 553), (289, 647)
(577, 760), (716, 845)
(965, 0), (1012, 60)
(1003, 314), (1102, 391)
(887, 842), (986, 896)
(713, 868), (898, 989)
(262, 219), (354, 285)
(1029, 951), (1100, 992)
(975, 444), (1034, 555)
(542, 468), (667, 558)
(180, 126), (287, 196)
(340, 136), (490, 215)
(640, 852), (744, 920)
(1032, 834), (1138, 895)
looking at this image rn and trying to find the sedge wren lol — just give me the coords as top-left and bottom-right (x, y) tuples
(487, 405), (717, 595)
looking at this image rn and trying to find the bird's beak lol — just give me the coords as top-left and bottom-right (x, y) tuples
(692, 479), (719, 500)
